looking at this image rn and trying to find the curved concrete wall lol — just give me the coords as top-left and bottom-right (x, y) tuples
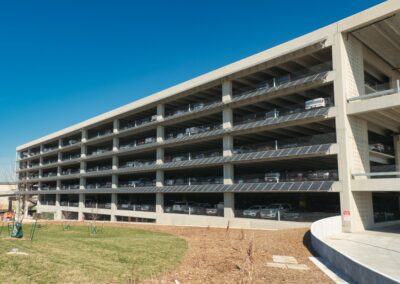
(311, 216), (398, 284)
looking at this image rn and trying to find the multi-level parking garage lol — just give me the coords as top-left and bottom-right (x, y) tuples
(16, 2), (400, 231)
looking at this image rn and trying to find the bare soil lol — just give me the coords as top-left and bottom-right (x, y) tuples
(116, 224), (332, 284)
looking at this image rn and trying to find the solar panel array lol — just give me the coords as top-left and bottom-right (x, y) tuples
(231, 71), (329, 103)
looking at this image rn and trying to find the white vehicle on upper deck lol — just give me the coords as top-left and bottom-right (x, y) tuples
(305, 97), (329, 110)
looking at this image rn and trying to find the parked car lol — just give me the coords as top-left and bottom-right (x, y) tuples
(260, 203), (292, 219)
(139, 204), (152, 211)
(172, 202), (188, 212)
(243, 205), (268, 217)
(369, 143), (385, 153)
(265, 172), (280, 183)
(120, 202), (131, 210)
(305, 97), (328, 110)
(104, 203), (112, 209)
(164, 179), (175, 186)
(233, 146), (253, 154)
(172, 155), (186, 162)
(67, 139), (79, 145)
(120, 142), (136, 150)
(144, 137), (156, 144)
(205, 202), (224, 215)
(190, 102), (205, 111)
(151, 115), (158, 121)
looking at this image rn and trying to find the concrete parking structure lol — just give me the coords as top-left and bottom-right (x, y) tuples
(16, 1), (400, 231)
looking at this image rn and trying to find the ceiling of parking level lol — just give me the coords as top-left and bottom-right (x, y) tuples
(352, 13), (400, 70)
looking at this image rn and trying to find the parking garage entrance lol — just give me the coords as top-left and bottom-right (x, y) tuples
(373, 192), (400, 223)
(235, 192), (340, 222)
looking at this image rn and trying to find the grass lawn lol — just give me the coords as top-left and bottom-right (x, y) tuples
(0, 223), (187, 284)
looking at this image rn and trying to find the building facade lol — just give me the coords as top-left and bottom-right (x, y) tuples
(16, 1), (400, 231)
(0, 183), (17, 212)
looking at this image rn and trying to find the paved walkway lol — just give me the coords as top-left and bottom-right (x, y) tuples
(324, 225), (400, 282)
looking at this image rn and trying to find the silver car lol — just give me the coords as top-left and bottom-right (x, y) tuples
(260, 203), (291, 219)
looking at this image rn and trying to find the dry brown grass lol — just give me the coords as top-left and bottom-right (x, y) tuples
(117, 223), (332, 284)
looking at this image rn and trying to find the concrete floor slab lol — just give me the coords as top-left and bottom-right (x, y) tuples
(323, 224), (400, 282)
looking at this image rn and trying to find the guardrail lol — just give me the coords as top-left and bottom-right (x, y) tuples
(353, 165), (400, 178)
(348, 80), (400, 102)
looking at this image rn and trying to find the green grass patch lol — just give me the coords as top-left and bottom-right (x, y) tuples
(0, 223), (187, 283)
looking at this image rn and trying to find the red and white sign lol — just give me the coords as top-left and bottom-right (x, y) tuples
(343, 209), (351, 221)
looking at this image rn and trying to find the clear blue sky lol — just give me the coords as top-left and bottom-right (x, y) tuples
(0, 0), (383, 178)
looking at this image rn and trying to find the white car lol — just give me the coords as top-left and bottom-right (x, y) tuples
(305, 98), (328, 110)
(260, 203), (292, 219)
(265, 172), (280, 183)
(243, 205), (268, 217)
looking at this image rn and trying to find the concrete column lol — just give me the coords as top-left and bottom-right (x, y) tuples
(223, 164), (234, 185)
(80, 161), (86, 174)
(333, 33), (372, 232)
(82, 129), (88, 143)
(113, 137), (119, 152)
(156, 193), (164, 214)
(157, 104), (165, 121)
(39, 157), (43, 167)
(223, 108), (233, 129)
(79, 177), (86, 190)
(112, 175), (118, 189)
(156, 147), (164, 165)
(113, 119), (119, 134)
(222, 80), (232, 103)
(78, 193), (84, 221)
(157, 126), (164, 143)
(39, 168), (43, 179)
(55, 194), (61, 220)
(156, 170), (164, 187)
(223, 135), (233, 157)
(112, 156), (119, 170)
(58, 138), (63, 149)
(56, 179), (61, 190)
(224, 192), (235, 219)
(394, 135), (400, 172)
(110, 193), (117, 222)
(58, 152), (62, 163)
(81, 144), (87, 158)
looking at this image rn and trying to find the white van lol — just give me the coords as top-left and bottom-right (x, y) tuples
(305, 98), (327, 110)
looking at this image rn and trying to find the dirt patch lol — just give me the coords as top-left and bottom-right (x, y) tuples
(111, 223), (332, 284)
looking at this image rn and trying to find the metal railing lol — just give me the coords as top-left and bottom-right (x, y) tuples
(235, 169), (338, 184)
(235, 61), (332, 97)
(119, 115), (157, 131)
(353, 165), (400, 178)
(165, 100), (220, 118)
(348, 80), (400, 102)
(116, 204), (155, 212)
(164, 149), (222, 163)
(166, 123), (222, 140)
(164, 177), (223, 186)
(233, 133), (336, 154)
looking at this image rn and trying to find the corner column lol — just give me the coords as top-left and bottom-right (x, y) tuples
(156, 104), (165, 215)
(222, 80), (235, 219)
(333, 33), (373, 232)
(111, 193), (117, 222)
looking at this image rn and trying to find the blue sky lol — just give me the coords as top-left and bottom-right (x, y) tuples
(0, 0), (383, 179)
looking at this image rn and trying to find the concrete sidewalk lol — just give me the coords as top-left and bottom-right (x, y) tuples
(324, 225), (400, 282)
